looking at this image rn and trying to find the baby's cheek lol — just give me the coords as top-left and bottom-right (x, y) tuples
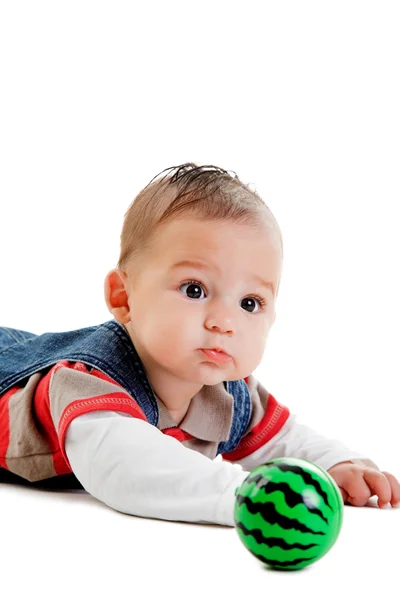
(246, 325), (270, 366)
(253, 319), (270, 347)
(154, 314), (190, 350)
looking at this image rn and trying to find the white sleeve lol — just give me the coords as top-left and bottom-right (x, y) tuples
(229, 414), (377, 472)
(64, 410), (250, 527)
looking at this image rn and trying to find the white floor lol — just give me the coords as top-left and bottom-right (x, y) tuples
(0, 480), (397, 600)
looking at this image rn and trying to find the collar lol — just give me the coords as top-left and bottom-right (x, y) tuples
(154, 382), (234, 442)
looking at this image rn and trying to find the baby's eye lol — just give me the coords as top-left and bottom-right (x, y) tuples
(179, 281), (265, 313)
(241, 297), (265, 313)
(180, 281), (206, 300)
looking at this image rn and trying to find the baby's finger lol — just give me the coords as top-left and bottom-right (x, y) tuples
(381, 471), (400, 508)
(346, 481), (373, 507)
(363, 469), (392, 509)
(339, 471), (373, 507)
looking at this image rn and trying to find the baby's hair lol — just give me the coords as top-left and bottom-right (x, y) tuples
(118, 163), (283, 274)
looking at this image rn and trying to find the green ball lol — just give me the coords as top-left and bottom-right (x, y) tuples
(234, 457), (343, 570)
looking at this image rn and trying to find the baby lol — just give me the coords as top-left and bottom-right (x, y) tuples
(0, 163), (399, 525)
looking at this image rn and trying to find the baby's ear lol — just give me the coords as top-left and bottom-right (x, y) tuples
(104, 268), (131, 324)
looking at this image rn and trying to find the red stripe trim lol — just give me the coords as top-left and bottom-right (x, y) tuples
(161, 427), (194, 442)
(0, 386), (20, 467)
(221, 393), (290, 461)
(52, 450), (73, 476)
(57, 392), (148, 469)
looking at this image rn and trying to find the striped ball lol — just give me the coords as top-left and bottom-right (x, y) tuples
(234, 457), (343, 570)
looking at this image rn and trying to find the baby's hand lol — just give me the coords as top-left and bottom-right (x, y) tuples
(327, 460), (400, 509)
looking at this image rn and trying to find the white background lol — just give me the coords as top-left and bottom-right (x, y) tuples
(0, 2), (399, 598)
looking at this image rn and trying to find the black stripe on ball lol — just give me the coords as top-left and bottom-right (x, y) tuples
(245, 473), (328, 524)
(252, 551), (318, 568)
(235, 520), (321, 550)
(262, 461), (334, 511)
(236, 494), (325, 535)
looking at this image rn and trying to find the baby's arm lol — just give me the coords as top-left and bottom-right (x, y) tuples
(226, 413), (378, 473)
(48, 362), (249, 526)
(65, 410), (249, 526)
(222, 374), (378, 473)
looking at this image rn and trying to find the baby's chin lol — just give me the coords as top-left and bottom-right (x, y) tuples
(177, 361), (245, 386)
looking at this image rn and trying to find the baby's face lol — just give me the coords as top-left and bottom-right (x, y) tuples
(123, 218), (282, 387)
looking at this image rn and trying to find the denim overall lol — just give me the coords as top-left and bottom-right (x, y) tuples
(0, 320), (251, 455)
